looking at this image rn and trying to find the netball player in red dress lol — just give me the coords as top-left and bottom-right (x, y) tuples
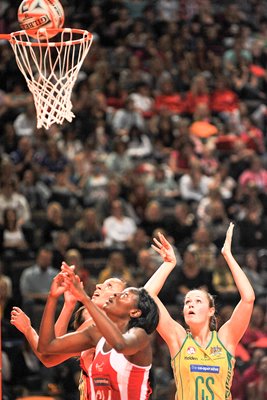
(38, 263), (159, 400)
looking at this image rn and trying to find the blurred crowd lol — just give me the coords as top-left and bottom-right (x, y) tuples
(0, 0), (267, 399)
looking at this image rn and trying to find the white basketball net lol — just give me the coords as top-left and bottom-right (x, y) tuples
(9, 28), (93, 129)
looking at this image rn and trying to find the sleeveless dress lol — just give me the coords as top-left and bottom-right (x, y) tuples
(89, 337), (152, 400)
(171, 331), (235, 400)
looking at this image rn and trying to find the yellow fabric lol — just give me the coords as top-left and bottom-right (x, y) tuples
(78, 370), (87, 400)
(171, 331), (235, 400)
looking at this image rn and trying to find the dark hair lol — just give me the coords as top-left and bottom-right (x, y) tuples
(127, 288), (159, 334)
(205, 291), (217, 331)
(73, 305), (87, 330)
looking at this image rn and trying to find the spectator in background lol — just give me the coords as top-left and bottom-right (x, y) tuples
(238, 154), (267, 194)
(179, 164), (212, 204)
(129, 81), (154, 118)
(13, 101), (36, 137)
(37, 138), (69, 186)
(243, 348), (266, 389)
(241, 304), (266, 351)
(210, 74), (240, 125)
(105, 137), (133, 177)
(169, 137), (198, 180)
(102, 199), (137, 249)
(19, 247), (59, 329)
(52, 231), (72, 270)
(185, 74), (210, 116)
(212, 162), (236, 204)
(239, 116), (266, 154)
(0, 178), (31, 227)
(0, 208), (29, 252)
(212, 253), (239, 306)
(65, 248), (96, 296)
(57, 125), (83, 162)
(132, 248), (158, 288)
(96, 178), (136, 223)
(146, 164), (179, 207)
(205, 199), (230, 249)
(242, 249), (267, 301)
(126, 227), (150, 267)
(127, 179), (150, 222)
(71, 207), (104, 252)
(175, 248), (214, 305)
(140, 200), (165, 238)
(9, 136), (35, 179)
(154, 78), (186, 116)
(111, 97), (146, 136)
(126, 124), (153, 160)
(246, 355), (267, 400)
(165, 201), (197, 252)
(49, 167), (82, 209)
(98, 251), (134, 285)
(82, 160), (109, 207)
(186, 225), (217, 272)
(41, 202), (67, 245)
(18, 169), (50, 211)
(0, 122), (18, 155)
(238, 206), (267, 249)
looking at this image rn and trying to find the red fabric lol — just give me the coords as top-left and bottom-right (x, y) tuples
(215, 134), (237, 151)
(239, 127), (265, 152)
(185, 91), (210, 114)
(250, 337), (267, 348)
(235, 343), (251, 362)
(154, 93), (186, 114)
(210, 89), (239, 112)
(241, 327), (265, 348)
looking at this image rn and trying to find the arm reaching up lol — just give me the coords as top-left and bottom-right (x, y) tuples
(144, 232), (177, 295)
(10, 307), (79, 367)
(218, 222), (255, 353)
(55, 266), (78, 336)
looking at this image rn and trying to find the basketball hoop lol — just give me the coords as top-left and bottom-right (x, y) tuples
(0, 28), (93, 129)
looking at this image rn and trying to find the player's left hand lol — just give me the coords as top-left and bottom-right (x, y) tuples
(151, 232), (176, 264)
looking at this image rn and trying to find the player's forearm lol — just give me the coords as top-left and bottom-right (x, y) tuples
(23, 326), (63, 367)
(55, 301), (76, 336)
(38, 295), (58, 353)
(222, 251), (255, 303)
(144, 260), (176, 296)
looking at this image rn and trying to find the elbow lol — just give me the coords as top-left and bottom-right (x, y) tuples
(37, 342), (46, 354)
(243, 291), (256, 304)
(40, 355), (58, 368)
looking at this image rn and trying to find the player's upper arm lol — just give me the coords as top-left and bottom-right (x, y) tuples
(113, 328), (150, 355)
(154, 296), (186, 358)
(218, 299), (254, 354)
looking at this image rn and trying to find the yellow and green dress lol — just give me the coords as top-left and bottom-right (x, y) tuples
(171, 331), (235, 400)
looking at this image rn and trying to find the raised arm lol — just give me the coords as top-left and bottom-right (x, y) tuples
(10, 307), (78, 367)
(218, 223), (255, 352)
(38, 273), (97, 354)
(144, 233), (186, 356)
(62, 263), (150, 356)
(144, 232), (177, 295)
(54, 287), (77, 336)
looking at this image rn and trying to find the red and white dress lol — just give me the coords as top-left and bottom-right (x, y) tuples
(89, 337), (152, 400)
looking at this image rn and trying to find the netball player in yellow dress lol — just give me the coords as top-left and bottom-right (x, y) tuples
(145, 223), (255, 400)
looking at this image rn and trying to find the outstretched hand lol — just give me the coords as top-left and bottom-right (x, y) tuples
(61, 262), (86, 303)
(50, 272), (67, 298)
(151, 232), (176, 264)
(10, 307), (31, 334)
(61, 263), (78, 306)
(221, 222), (234, 256)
